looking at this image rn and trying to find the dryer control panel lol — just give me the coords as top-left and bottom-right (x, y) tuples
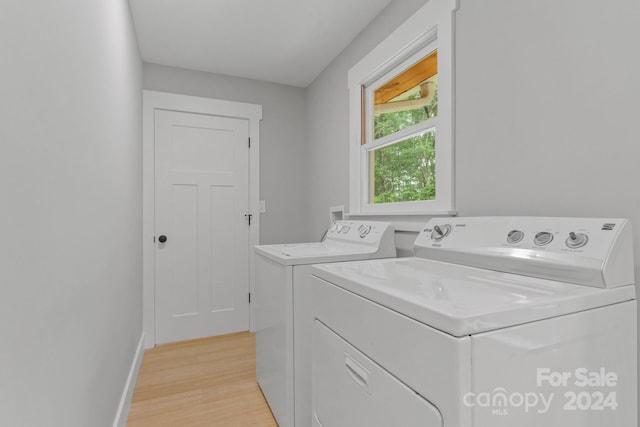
(414, 217), (634, 288)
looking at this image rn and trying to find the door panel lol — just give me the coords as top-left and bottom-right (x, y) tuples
(155, 109), (249, 344)
(171, 184), (198, 315)
(211, 185), (236, 311)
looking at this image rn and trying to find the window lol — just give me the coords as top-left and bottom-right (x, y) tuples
(348, 0), (457, 215)
(368, 48), (438, 205)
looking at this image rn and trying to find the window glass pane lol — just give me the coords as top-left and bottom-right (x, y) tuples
(372, 50), (437, 140)
(370, 129), (436, 204)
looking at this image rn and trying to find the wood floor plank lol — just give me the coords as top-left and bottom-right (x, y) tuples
(127, 331), (277, 427)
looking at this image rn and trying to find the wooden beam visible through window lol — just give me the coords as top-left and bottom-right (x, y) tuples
(374, 50), (437, 105)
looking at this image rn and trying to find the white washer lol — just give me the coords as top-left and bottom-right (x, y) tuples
(311, 217), (637, 426)
(254, 220), (396, 427)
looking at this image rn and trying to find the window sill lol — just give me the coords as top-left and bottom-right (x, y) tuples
(346, 211), (458, 232)
(348, 210), (457, 217)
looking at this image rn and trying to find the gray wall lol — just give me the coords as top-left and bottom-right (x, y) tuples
(305, 0), (430, 240)
(307, 0), (640, 239)
(306, 0), (640, 408)
(143, 64), (308, 245)
(455, 1), (640, 406)
(0, 1), (142, 426)
(455, 0), (640, 225)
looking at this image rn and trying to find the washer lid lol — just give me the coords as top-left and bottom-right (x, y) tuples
(255, 241), (379, 265)
(312, 257), (636, 337)
(254, 220), (396, 265)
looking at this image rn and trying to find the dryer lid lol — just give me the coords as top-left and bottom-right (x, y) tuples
(312, 257), (636, 337)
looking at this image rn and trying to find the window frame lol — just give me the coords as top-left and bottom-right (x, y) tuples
(348, 0), (458, 215)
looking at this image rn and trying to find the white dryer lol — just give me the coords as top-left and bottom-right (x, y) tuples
(254, 220), (396, 427)
(311, 217), (637, 426)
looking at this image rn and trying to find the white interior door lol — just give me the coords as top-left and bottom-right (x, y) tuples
(154, 109), (250, 344)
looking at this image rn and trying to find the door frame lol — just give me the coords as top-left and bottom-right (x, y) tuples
(143, 90), (262, 348)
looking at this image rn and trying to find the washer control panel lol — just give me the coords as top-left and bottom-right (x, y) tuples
(414, 217), (634, 288)
(326, 220), (395, 247)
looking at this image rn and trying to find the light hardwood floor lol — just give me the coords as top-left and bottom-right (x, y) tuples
(127, 332), (277, 427)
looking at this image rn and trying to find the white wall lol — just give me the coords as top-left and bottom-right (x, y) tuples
(0, 1), (142, 426)
(143, 64), (308, 245)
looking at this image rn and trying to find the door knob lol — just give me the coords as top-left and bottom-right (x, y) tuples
(158, 235), (167, 243)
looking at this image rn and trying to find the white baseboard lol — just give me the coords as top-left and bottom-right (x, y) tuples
(112, 332), (145, 427)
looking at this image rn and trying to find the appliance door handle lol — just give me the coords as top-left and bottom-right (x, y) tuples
(344, 353), (370, 394)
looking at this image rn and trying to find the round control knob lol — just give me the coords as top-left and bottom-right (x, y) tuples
(158, 235), (167, 243)
(534, 231), (553, 246)
(506, 229), (524, 244)
(566, 232), (588, 249)
(359, 225), (371, 238)
(431, 224), (452, 241)
(341, 226), (350, 234)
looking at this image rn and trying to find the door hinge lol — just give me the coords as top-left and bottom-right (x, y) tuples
(245, 213), (253, 226)
(248, 293), (251, 303)
(248, 137), (251, 148)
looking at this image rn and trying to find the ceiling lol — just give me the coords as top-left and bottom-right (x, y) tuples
(129, 0), (395, 88)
